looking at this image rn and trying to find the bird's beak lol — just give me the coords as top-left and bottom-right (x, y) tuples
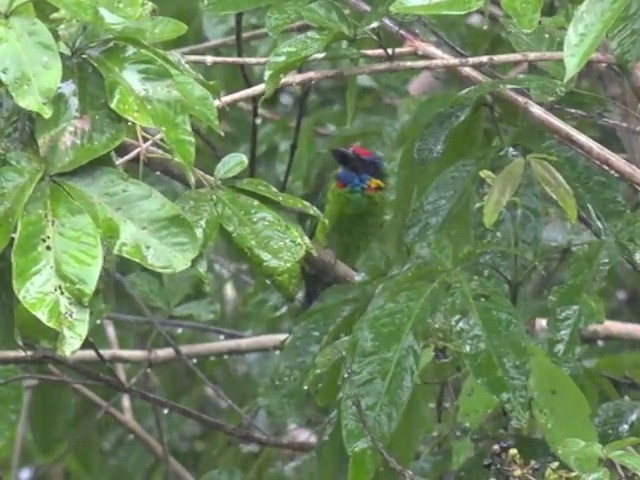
(331, 148), (355, 168)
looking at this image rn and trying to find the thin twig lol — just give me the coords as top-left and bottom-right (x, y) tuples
(103, 319), (134, 419)
(353, 398), (419, 479)
(235, 13), (259, 177)
(151, 399), (174, 480)
(281, 85), (312, 192)
(11, 379), (35, 479)
(106, 313), (248, 338)
(47, 366), (194, 480)
(0, 334), (289, 365)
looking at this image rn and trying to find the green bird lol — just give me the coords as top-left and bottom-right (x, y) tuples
(303, 145), (387, 307)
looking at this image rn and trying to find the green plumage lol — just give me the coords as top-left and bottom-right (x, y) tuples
(314, 182), (385, 269)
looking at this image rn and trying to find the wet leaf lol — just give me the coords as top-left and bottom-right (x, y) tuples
(390, 0), (484, 15)
(483, 157), (525, 228)
(105, 16), (188, 43)
(213, 186), (310, 297)
(215, 152), (248, 179)
(232, 177), (323, 219)
(35, 61), (126, 174)
(0, 157), (43, 251)
(0, 15), (62, 117)
(501, 0), (543, 31)
(556, 438), (606, 476)
(608, 0), (640, 66)
(595, 400), (640, 444)
(58, 166), (199, 273)
(88, 42), (195, 171)
(176, 189), (220, 247)
(341, 267), (443, 453)
(563, 0), (629, 81)
(12, 182), (102, 354)
(203, 0), (281, 14)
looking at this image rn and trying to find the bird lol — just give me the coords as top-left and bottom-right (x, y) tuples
(302, 145), (387, 307)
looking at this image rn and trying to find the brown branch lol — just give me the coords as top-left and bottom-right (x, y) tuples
(173, 22), (309, 54)
(47, 366), (194, 480)
(0, 334), (289, 365)
(534, 318), (640, 342)
(345, 0), (640, 191)
(214, 52), (613, 108)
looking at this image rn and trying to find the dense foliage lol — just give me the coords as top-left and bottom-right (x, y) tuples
(2, 0), (640, 478)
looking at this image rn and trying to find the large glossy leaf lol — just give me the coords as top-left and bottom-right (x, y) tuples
(390, 0), (483, 15)
(483, 157), (525, 228)
(213, 186), (311, 297)
(12, 182), (102, 354)
(341, 267), (443, 453)
(0, 157), (43, 251)
(531, 349), (599, 459)
(452, 278), (530, 424)
(563, 0), (630, 81)
(264, 31), (332, 97)
(547, 241), (608, 361)
(501, 0), (543, 31)
(0, 15), (62, 117)
(35, 61), (126, 174)
(88, 43), (195, 170)
(58, 166), (199, 273)
(231, 177), (323, 219)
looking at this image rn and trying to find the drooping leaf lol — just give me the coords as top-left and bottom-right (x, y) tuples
(0, 157), (43, 252)
(176, 189), (220, 247)
(451, 278), (531, 424)
(35, 61), (126, 174)
(231, 177), (323, 219)
(58, 166), (199, 273)
(88, 42), (195, 171)
(483, 157), (525, 228)
(264, 31), (332, 98)
(213, 186), (310, 297)
(529, 155), (577, 222)
(215, 152), (248, 179)
(390, 0), (484, 15)
(563, 0), (630, 81)
(531, 349), (599, 460)
(12, 182), (102, 354)
(341, 267), (443, 453)
(0, 15), (62, 117)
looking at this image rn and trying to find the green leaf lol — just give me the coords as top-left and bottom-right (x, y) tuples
(105, 16), (188, 43)
(88, 43), (195, 171)
(35, 61), (126, 174)
(0, 158), (43, 252)
(0, 15), (62, 117)
(483, 157), (525, 228)
(231, 177), (323, 219)
(0, 367), (21, 459)
(266, 4), (302, 35)
(556, 438), (606, 475)
(46, 0), (142, 21)
(529, 156), (577, 222)
(302, 1), (352, 35)
(604, 437), (640, 454)
(341, 268), (442, 453)
(176, 189), (220, 247)
(264, 31), (331, 98)
(531, 350), (599, 459)
(452, 279), (530, 424)
(12, 182), (102, 354)
(608, 0), (640, 66)
(595, 400), (640, 444)
(390, 0), (484, 15)
(58, 166), (199, 273)
(607, 449), (640, 474)
(215, 152), (248, 179)
(203, 0), (282, 14)
(547, 242), (607, 361)
(413, 103), (473, 164)
(563, 0), (630, 81)
(501, 0), (543, 31)
(213, 187), (310, 297)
